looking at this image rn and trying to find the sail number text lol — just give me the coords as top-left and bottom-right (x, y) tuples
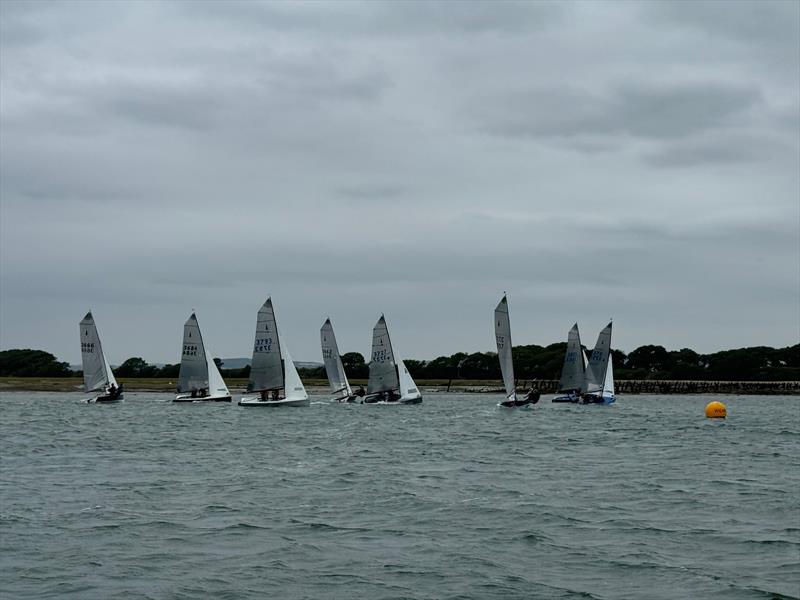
(372, 349), (389, 363)
(254, 337), (273, 352)
(183, 344), (199, 356)
(81, 342), (95, 353)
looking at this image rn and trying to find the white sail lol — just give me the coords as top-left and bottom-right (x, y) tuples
(321, 318), (351, 397)
(248, 298), (284, 392)
(604, 353), (615, 397)
(207, 351), (230, 398)
(558, 323), (585, 393)
(397, 359), (421, 401)
(177, 313), (209, 393)
(79, 311), (117, 392)
(494, 295), (516, 401)
(367, 315), (399, 394)
(585, 322), (612, 394)
(282, 346), (308, 401)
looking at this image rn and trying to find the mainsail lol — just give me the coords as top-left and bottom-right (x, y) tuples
(558, 323), (586, 393)
(585, 322), (612, 394)
(321, 318), (351, 397)
(367, 315), (399, 394)
(248, 298), (284, 392)
(79, 311), (117, 392)
(494, 295), (516, 400)
(177, 313), (209, 393)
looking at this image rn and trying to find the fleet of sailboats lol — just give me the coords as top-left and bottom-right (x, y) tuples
(239, 298), (309, 407)
(174, 313), (231, 402)
(75, 297), (617, 408)
(79, 311), (123, 403)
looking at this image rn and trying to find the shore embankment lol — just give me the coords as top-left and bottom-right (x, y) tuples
(1, 377), (798, 395)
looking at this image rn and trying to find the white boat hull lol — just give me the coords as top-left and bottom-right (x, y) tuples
(238, 396), (310, 407)
(173, 393), (231, 403)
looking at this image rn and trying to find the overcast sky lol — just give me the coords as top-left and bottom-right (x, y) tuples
(1, 0), (798, 366)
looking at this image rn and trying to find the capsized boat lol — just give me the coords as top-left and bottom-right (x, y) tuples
(239, 298), (309, 407)
(174, 313), (231, 402)
(363, 315), (422, 404)
(79, 311), (123, 403)
(552, 323), (585, 403)
(321, 318), (360, 403)
(581, 321), (616, 405)
(494, 295), (539, 408)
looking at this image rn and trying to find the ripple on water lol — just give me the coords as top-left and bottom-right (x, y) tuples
(0, 392), (798, 600)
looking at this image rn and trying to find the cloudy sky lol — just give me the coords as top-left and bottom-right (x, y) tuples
(1, 0), (798, 366)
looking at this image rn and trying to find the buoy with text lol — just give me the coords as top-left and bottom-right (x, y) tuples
(705, 401), (727, 419)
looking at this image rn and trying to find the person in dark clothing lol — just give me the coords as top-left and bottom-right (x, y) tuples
(523, 386), (540, 404)
(355, 386), (365, 397)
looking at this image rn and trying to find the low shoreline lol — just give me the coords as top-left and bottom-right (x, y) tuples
(0, 377), (798, 395)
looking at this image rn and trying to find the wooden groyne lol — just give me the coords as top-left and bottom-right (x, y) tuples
(498, 380), (800, 395)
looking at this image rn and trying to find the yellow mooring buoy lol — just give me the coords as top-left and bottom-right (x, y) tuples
(705, 401), (727, 419)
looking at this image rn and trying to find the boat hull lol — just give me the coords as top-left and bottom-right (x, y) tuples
(364, 395), (423, 405)
(173, 394), (231, 403)
(88, 394), (124, 404)
(580, 394), (616, 405)
(552, 394), (580, 403)
(238, 397), (310, 407)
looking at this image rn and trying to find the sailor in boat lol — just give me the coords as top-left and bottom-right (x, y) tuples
(386, 390), (397, 403)
(500, 386), (540, 408)
(260, 390), (268, 401)
(272, 389), (280, 401)
(108, 383), (122, 400)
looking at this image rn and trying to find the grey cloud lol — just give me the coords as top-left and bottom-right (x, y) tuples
(650, 0), (800, 49)
(644, 131), (792, 168)
(178, 0), (564, 37)
(475, 81), (763, 142)
(1, 0), (797, 363)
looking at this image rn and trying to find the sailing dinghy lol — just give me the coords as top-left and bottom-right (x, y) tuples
(552, 323), (586, 403)
(363, 315), (422, 404)
(321, 318), (359, 403)
(79, 311), (123, 403)
(174, 313), (231, 402)
(494, 295), (539, 408)
(239, 298), (309, 407)
(581, 322), (616, 405)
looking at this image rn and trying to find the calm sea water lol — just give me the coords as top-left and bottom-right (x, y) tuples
(1, 392), (798, 600)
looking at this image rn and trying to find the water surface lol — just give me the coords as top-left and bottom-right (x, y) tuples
(1, 392), (798, 599)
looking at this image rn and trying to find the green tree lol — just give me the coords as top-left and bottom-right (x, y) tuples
(0, 349), (71, 377)
(341, 352), (368, 378)
(115, 357), (158, 377)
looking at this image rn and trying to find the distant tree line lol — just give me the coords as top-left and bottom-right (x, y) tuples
(1, 344), (798, 381)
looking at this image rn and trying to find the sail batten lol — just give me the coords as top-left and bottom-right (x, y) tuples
(367, 315), (399, 394)
(248, 298), (284, 392)
(79, 312), (117, 392)
(494, 295), (516, 400)
(321, 318), (352, 398)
